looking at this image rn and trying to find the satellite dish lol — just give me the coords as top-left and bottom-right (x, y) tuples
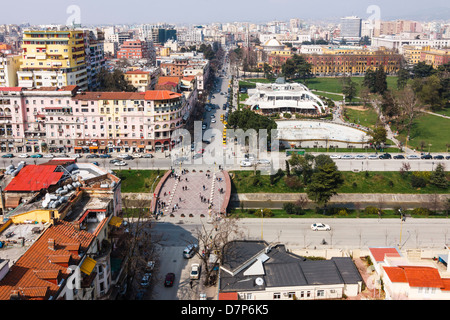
(255, 277), (264, 286)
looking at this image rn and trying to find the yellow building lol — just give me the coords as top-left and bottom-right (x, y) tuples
(420, 46), (450, 69)
(0, 55), (21, 87)
(18, 29), (88, 90)
(124, 70), (152, 92)
(403, 45), (424, 66)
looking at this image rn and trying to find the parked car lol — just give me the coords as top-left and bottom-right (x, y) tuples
(257, 159), (271, 164)
(421, 154), (432, 159)
(100, 154), (111, 158)
(2, 154), (14, 158)
(118, 154), (130, 159)
(354, 155), (366, 159)
(311, 223), (331, 231)
(446, 156), (450, 160)
(92, 162), (99, 166)
(330, 155), (341, 159)
(142, 153), (153, 158)
(122, 156), (134, 160)
(367, 155), (378, 160)
(31, 154), (43, 158)
(110, 159), (120, 164)
(140, 273), (152, 287)
(393, 155), (405, 159)
(18, 153), (29, 158)
(132, 153), (142, 158)
(114, 161), (127, 166)
(73, 154), (82, 158)
(240, 160), (253, 167)
(190, 263), (201, 280)
(145, 261), (155, 272)
(379, 153), (392, 159)
(211, 118), (216, 123)
(43, 154), (54, 158)
(433, 155), (444, 160)
(86, 154), (99, 158)
(407, 155), (420, 160)
(164, 273), (175, 287)
(341, 154), (354, 159)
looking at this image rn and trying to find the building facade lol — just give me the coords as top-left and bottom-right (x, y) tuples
(18, 29), (89, 91)
(0, 55), (21, 87)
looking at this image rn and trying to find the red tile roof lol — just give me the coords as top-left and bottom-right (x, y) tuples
(383, 266), (448, 289)
(219, 292), (238, 300)
(157, 76), (180, 85)
(4, 165), (64, 192)
(369, 247), (401, 262)
(0, 220), (95, 300)
(0, 87), (23, 92)
(144, 90), (182, 101)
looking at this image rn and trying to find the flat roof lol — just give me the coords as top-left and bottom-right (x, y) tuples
(4, 165), (63, 192)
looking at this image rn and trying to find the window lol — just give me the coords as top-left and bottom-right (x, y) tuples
(317, 290), (324, 297)
(273, 293), (281, 299)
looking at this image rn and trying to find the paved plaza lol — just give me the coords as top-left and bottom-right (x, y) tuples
(155, 169), (228, 221)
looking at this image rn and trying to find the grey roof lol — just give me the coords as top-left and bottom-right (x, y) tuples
(219, 241), (362, 293)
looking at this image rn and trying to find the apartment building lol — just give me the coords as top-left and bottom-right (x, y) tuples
(403, 45), (424, 66)
(18, 29), (89, 91)
(117, 40), (154, 62)
(0, 85), (190, 154)
(420, 46), (450, 69)
(0, 55), (21, 87)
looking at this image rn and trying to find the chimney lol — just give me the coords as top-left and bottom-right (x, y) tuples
(48, 238), (55, 251)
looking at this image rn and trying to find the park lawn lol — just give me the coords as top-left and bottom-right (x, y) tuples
(230, 170), (449, 194)
(393, 113), (450, 152)
(114, 169), (162, 193)
(432, 107), (450, 117)
(343, 106), (379, 128)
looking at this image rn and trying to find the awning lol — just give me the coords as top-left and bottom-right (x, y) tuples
(80, 257), (97, 276)
(109, 216), (123, 227)
(89, 146), (98, 150)
(138, 145), (145, 148)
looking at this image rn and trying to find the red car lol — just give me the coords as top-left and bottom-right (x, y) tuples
(165, 273), (175, 287)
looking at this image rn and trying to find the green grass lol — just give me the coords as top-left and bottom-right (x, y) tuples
(230, 170), (449, 194)
(430, 108), (450, 117)
(343, 106), (379, 129)
(393, 113), (450, 152)
(114, 169), (163, 193)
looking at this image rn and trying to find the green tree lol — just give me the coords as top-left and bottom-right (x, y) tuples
(281, 54), (312, 82)
(412, 74), (444, 111)
(412, 61), (436, 78)
(306, 162), (344, 210)
(374, 66), (388, 95)
(370, 126), (387, 149)
(289, 153), (315, 184)
(341, 77), (358, 103)
(397, 67), (410, 90)
(429, 163), (448, 189)
(97, 69), (136, 92)
(363, 69), (377, 93)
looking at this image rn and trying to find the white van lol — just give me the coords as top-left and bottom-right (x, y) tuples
(183, 244), (199, 259)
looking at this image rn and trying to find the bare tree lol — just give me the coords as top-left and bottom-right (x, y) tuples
(193, 216), (245, 286)
(396, 86), (420, 143)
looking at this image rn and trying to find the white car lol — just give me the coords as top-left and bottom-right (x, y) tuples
(44, 154), (54, 158)
(257, 159), (271, 164)
(118, 154), (130, 159)
(407, 154), (420, 159)
(330, 155), (341, 159)
(190, 263), (201, 280)
(73, 154), (82, 158)
(341, 154), (354, 159)
(240, 160), (253, 167)
(355, 155), (366, 159)
(140, 273), (152, 287)
(114, 161), (127, 166)
(367, 155), (378, 160)
(211, 118), (216, 123)
(311, 223), (331, 231)
(132, 153), (142, 158)
(18, 153), (29, 158)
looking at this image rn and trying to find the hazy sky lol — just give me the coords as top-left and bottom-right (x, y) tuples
(0, 0), (449, 25)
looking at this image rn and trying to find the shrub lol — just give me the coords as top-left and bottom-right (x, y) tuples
(284, 176), (304, 189)
(364, 206), (382, 215)
(411, 175), (427, 188)
(412, 207), (431, 216)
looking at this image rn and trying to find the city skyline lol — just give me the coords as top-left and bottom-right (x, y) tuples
(1, 0), (449, 25)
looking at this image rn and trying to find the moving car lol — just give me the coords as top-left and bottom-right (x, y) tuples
(311, 223), (331, 231)
(164, 273), (175, 287)
(211, 118), (216, 123)
(122, 155), (134, 160)
(118, 154), (130, 159)
(110, 159), (120, 164)
(142, 153), (153, 158)
(132, 153), (142, 158)
(18, 153), (29, 158)
(183, 244), (199, 259)
(31, 154), (43, 158)
(2, 154), (14, 158)
(190, 263), (201, 280)
(140, 273), (152, 287)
